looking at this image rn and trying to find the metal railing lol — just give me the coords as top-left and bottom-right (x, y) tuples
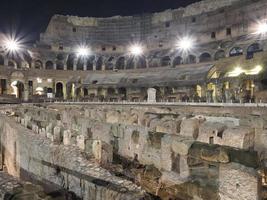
(51, 100), (267, 107)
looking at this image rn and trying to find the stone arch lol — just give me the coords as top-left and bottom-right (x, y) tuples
(76, 57), (84, 70)
(214, 50), (225, 61)
(56, 53), (64, 61)
(96, 57), (103, 71)
(126, 57), (135, 69)
(8, 60), (16, 68)
(56, 61), (64, 70)
(23, 52), (32, 68)
(188, 55), (197, 64)
(55, 82), (64, 98)
(172, 56), (182, 67)
(136, 56), (147, 69)
(0, 55), (4, 65)
(229, 47), (243, 57)
(66, 54), (76, 70)
(87, 56), (95, 70)
(247, 43), (263, 54)
(199, 52), (212, 63)
(34, 60), (43, 69)
(164, 86), (173, 95)
(116, 57), (125, 70)
(148, 58), (159, 68)
(45, 61), (54, 70)
(107, 87), (116, 95)
(105, 57), (115, 70)
(11, 80), (24, 99)
(118, 87), (127, 100)
(161, 56), (171, 67)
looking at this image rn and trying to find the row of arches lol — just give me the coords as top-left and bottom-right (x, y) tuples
(42, 43), (265, 70)
(0, 43), (263, 70)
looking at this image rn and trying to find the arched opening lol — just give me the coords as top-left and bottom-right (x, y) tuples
(11, 81), (24, 99)
(96, 57), (103, 71)
(66, 54), (76, 70)
(97, 87), (104, 101)
(214, 50), (225, 60)
(153, 86), (162, 101)
(164, 87), (173, 95)
(83, 88), (89, 96)
(8, 60), (16, 68)
(0, 55), (5, 65)
(172, 56), (182, 67)
(35, 87), (44, 95)
(199, 53), (212, 63)
(116, 57), (125, 70)
(77, 57), (84, 71)
(66, 83), (74, 99)
(149, 58), (159, 68)
(118, 87), (127, 100)
(87, 56), (95, 70)
(23, 52), (32, 68)
(55, 82), (64, 98)
(229, 47), (243, 57)
(161, 56), (171, 67)
(126, 57), (135, 69)
(188, 55), (197, 64)
(136, 56), (147, 69)
(56, 61), (64, 70)
(45, 61), (54, 70)
(106, 57), (114, 70)
(107, 87), (116, 95)
(34, 60), (43, 69)
(56, 54), (64, 61)
(247, 43), (263, 54)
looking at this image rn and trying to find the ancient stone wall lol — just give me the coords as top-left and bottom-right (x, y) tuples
(0, 114), (144, 200)
(0, 104), (264, 199)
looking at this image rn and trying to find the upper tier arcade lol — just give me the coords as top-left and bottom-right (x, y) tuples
(40, 0), (258, 52)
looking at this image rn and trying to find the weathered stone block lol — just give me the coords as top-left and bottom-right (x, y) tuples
(180, 118), (200, 139)
(219, 163), (259, 200)
(222, 126), (254, 150)
(198, 122), (226, 145)
(171, 136), (194, 156)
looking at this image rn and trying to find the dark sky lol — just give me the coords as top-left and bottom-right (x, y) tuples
(0, 0), (200, 42)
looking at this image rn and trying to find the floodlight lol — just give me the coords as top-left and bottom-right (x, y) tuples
(129, 45), (143, 56)
(4, 38), (21, 53)
(227, 67), (244, 77)
(256, 22), (267, 34)
(76, 46), (90, 57)
(177, 37), (194, 51)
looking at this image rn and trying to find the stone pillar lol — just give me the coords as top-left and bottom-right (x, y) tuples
(63, 83), (67, 100)
(64, 64), (67, 70)
(83, 63), (87, 71)
(53, 63), (57, 70)
(146, 59), (149, 68)
(93, 61), (96, 71)
(73, 59), (77, 71)
(134, 58), (138, 69)
(4, 58), (8, 66)
(24, 84), (29, 102)
(101, 64), (105, 71)
(147, 88), (156, 103)
(31, 61), (35, 69)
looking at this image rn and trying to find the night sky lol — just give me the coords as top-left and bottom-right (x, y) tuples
(0, 0), (200, 42)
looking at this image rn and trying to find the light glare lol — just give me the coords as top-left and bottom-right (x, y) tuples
(129, 45), (143, 56)
(77, 46), (90, 57)
(177, 37), (194, 51)
(4, 39), (20, 53)
(256, 22), (267, 34)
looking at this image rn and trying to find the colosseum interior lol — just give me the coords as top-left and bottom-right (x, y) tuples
(1, 0), (267, 199)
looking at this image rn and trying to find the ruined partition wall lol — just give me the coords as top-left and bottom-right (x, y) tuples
(0, 104), (264, 200)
